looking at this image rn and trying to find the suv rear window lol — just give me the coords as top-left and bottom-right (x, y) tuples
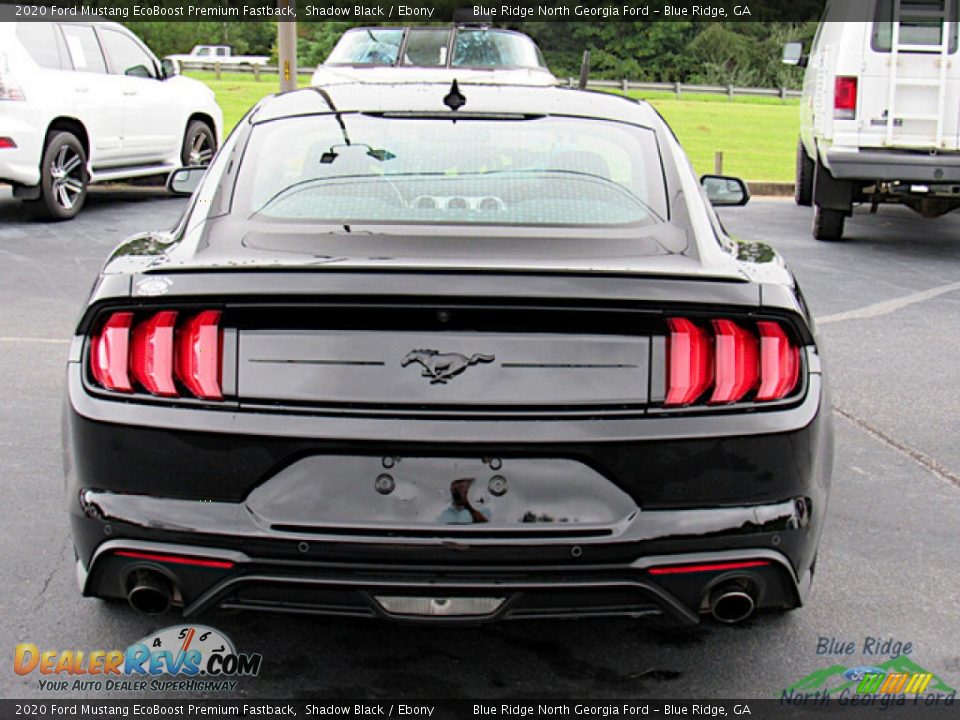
(16, 23), (67, 70)
(235, 114), (666, 228)
(873, 0), (959, 52)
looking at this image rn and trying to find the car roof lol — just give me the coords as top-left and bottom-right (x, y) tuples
(252, 83), (660, 129)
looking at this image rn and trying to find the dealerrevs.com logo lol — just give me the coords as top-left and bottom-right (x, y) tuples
(15, 625), (262, 692)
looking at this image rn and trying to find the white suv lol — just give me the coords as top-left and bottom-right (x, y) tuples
(0, 21), (222, 220)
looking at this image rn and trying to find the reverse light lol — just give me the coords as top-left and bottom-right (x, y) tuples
(834, 76), (858, 120)
(89, 309), (224, 401)
(664, 317), (801, 407)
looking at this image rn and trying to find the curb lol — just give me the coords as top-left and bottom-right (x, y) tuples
(748, 181), (794, 197)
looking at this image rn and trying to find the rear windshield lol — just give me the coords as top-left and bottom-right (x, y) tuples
(233, 114), (667, 228)
(872, 0), (959, 52)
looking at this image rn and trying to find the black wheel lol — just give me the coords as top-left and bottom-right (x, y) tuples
(29, 131), (87, 221)
(181, 120), (216, 167)
(795, 139), (814, 207)
(813, 206), (846, 241)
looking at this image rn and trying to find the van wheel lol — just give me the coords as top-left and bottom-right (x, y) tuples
(813, 206), (846, 241)
(27, 131), (88, 221)
(181, 120), (216, 167)
(795, 139), (814, 206)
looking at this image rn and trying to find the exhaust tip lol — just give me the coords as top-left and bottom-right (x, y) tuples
(709, 586), (756, 624)
(127, 569), (173, 615)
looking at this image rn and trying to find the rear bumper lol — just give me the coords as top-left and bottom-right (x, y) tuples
(65, 365), (832, 622)
(0, 109), (42, 187)
(825, 146), (960, 183)
(78, 539), (808, 624)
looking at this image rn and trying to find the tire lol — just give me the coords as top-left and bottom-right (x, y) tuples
(181, 120), (216, 167)
(813, 206), (846, 241)
(28, 131), (88, 221)
(795, 139), (814, 207)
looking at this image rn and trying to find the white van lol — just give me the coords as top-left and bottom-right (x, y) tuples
(787, 0), (960, 240)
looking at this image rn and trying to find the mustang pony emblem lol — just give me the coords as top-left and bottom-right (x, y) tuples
(401, 349), (495, 384)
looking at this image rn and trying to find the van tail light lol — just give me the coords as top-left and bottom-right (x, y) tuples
(665, 318), (714, 406)
(89, 309), (224, 401)
(665, 317), (800, 407)
(175, 310), (223, 400)
(834, 76), (857, 120)
(90, 312), (134, 393)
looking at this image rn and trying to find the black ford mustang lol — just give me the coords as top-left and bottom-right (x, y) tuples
(63, 80), (833, 625)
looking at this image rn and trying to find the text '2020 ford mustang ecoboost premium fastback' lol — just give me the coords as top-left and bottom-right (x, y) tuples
(63, 80), (833, 626)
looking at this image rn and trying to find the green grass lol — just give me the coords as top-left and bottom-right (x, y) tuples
(188, 70), (799, 182)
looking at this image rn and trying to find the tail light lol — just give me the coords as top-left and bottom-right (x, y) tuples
(0, 55), (25, 102)
(89, 309), (224, 401)
(834, 76), (857, 120)
(0, 137), (16, 149)
(665, 317), (800, 407)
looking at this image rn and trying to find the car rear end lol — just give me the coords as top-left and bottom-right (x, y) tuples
(64, 85), (831, 625)
(64, 266), (830, 624)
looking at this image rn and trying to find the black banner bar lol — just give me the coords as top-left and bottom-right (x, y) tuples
(1, 699), (958, 720)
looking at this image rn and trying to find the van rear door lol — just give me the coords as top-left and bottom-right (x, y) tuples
(858, 0), (960, 151)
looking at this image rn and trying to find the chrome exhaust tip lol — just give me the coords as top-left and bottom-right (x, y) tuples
(709, 584), (756, 624)
(127, 569), (173, 615)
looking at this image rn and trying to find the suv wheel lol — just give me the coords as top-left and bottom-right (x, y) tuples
(795, 139), (814, 207)
(181, 120), (216, 167)
(813, 206), (846, 241)
(31, 131), (88, 221)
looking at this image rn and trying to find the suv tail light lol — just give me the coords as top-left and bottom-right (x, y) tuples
(834, 76), (857, 120)
(90, 309), (224, 400)
(0, 55), (25, 101)
(665, 317), (800, 407)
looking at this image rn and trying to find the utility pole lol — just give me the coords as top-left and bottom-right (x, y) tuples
(277, 0), (297, 93)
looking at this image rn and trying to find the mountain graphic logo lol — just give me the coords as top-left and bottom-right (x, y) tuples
(785, 656), (955, 696)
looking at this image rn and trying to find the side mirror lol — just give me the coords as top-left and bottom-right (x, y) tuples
(125, 64), (152, 79)
(167, 166), (206, 196)
(782, 42), (808, 68)
(161, 58), (180, 78)
(701, 174), (750, 207)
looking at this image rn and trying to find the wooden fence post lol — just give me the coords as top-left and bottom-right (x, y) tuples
(714, 151), (724, 175)
(214, 62), (221, 80)
(674, 80), (682, 99)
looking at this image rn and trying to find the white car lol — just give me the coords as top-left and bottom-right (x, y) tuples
(0, 21), (222, 220)
(312, 25), (558, 88)
(165, 45), (270, 70)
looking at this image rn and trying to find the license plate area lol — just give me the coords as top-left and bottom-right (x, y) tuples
(245, 456), (638, 533)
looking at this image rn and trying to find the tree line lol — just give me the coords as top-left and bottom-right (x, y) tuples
(126, 20), (817, 89)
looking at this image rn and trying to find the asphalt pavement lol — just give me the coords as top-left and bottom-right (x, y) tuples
(1, 187), (958, 700)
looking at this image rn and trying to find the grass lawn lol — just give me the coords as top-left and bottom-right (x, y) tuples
(188, 71), (799, 182)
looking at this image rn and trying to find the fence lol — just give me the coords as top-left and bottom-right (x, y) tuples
(176, 61), (802, 101)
